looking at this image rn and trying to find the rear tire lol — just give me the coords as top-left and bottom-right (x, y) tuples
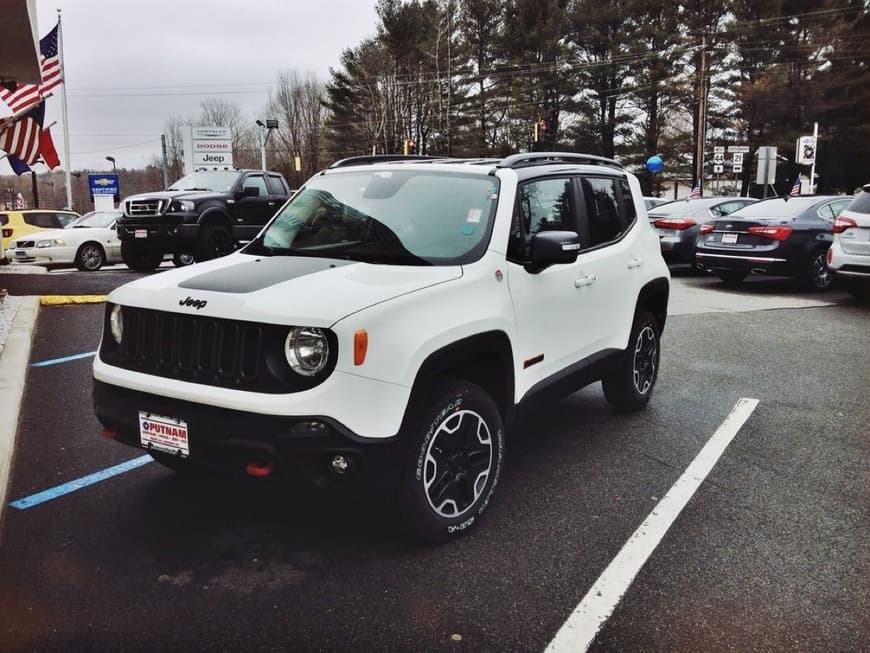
(121, 241), (162, 272)
(398, 381), (504, 543)
(195, 223), (234, 261)
(75, 242), (105, 271)
(173, 252), (195, 267)
(602, 309), (660, 413)
(804, 250), (833, 291)
(717, 271), (747, 287)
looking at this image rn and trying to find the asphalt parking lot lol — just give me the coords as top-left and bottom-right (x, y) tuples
(0, 267), (867, 653)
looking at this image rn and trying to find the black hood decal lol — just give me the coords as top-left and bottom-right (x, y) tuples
(178, 257), (354, 293)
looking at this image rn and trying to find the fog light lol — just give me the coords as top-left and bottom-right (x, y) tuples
(331, 455), (349, 475)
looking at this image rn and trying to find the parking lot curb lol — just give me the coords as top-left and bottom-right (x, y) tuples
(40, 295), (107, 306)
(0, 296), (39, 529)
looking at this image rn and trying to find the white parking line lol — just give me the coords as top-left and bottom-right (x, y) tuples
(545, 397), (760, 653)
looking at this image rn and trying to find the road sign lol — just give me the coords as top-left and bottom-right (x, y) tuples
(733, 153), (744, 165)
(713, 146), (725, 154)
(728, 145), (750, 153)
(733, 164), (743, 173)
(713, 153), (724, 164)
(714, 164), (724, 174)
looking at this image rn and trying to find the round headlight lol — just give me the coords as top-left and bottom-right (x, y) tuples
(284, 327), (329, 376)
(110, 305), (124, 344)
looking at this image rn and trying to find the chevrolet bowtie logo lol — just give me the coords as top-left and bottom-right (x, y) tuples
(93, 178), (114, 186)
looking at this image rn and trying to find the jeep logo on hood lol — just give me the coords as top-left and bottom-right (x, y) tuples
(179, 296), (208, 310)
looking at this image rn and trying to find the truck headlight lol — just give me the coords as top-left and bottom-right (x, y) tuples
(284, 327), (329, 376)
(36, 239), (64, 248)
(171, 200), (196, 212)
(110, 305), (124, 344)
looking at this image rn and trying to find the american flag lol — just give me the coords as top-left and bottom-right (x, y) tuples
(0, 24), (62, 119)
(0, 102), (46, 166)
(789, 175), (801, 196)
(688, 181), (702, 199)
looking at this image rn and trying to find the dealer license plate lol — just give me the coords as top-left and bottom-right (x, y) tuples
(722, 233), (739, 244)
(139, 411), (189, 457)
(15, 250), (27, 257)
(134, 229), (148, 239)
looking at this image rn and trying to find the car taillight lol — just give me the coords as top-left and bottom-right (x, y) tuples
(699, 224), (715, 235)
(748, 225), (792, 241)
(654, 218), (697, 230)
(1, 228), (11, 238)
(832, 216), (857, 233)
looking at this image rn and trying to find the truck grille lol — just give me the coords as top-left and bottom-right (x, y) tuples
(126, 199), (166, 217)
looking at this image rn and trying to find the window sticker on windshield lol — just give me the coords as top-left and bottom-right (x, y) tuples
(467, 208), (482, 223)
(488, 188), (498, 200)
(462, 225), (474, 236)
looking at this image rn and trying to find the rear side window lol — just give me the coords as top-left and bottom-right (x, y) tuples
(243, 174), (268, 197)
(817, 200), (850, 221)
(23, 212), (63, 228)
(580, 177), (623, 248)
(617, 179), (636, 222)
(846, 191), (870, 214)
(267, 175), (288, 195)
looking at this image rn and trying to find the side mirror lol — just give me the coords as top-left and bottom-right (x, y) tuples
(525, 230), (581, 273)
(243, 186), (260, 198)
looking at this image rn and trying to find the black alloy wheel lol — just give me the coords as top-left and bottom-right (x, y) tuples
(121, 241), (163, 272)
(602, 309), (661, 413)
(196, 224), (235, 261)
(75, 242), (105, 271)
(805, 251), (833, 291)
(399, 381), (504, 542)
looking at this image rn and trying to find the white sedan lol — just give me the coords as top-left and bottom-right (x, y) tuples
(5, 210), (123, 271)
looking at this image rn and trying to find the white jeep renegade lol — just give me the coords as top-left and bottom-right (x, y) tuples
(93, 152), (670, 542)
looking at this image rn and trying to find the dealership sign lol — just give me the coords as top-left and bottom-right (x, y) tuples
(182, 126), (234, 173)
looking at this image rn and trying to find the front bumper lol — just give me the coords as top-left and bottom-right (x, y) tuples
(93, 379), (402, 487)
(5, 245), (76, 266)
(828, 241), (870, 278)
(116, 214), (200, 247)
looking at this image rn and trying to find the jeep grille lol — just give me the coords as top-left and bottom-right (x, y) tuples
(126, 199), (165, 217)
(99, 305), (336, 393)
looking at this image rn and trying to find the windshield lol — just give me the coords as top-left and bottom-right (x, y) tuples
(245, 169), (500, 266)
(68, 211), (121, 229)
(730, 197), (820, 219)
(167, 170), (240, 192)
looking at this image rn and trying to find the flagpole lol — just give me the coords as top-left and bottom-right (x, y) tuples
(57, 9), (73, 209)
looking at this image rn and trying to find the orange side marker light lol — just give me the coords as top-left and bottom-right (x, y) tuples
(354, 330), (368, 366)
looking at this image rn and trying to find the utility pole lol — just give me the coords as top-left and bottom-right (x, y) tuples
(810, 121), (818, 193)
(694, 36), (708, 195)
(161, 134), (170, 189)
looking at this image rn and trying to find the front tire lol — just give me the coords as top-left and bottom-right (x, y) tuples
(75, 242), (105, 271)
(398, 381), (505, 543)
(195, 223), (235, 261)
(121, 241), (162, 272)
(602, 309), (661, 413)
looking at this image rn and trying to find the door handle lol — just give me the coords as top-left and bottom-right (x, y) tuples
(574, 274), (596, 288)
(627, 258), (643, 269)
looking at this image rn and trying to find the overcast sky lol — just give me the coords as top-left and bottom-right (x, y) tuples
(1, 0), (379, 176)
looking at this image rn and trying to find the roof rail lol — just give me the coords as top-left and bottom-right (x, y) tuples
(329, 155), (448, 169)
(497, 152), (623, 171)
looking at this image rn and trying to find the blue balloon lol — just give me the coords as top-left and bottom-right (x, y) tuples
(646, 155), (664, 173)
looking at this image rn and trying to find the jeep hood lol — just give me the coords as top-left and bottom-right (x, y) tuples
(107, 252), (463, 326)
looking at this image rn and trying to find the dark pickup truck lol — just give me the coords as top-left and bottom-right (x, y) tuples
(116, 169), (292, 271)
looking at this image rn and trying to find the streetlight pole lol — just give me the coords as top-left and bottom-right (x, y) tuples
(256, 119), (278, 170)
(105, 156), (116, 172)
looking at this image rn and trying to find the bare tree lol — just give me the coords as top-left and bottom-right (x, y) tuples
(267, 70), (327, 185)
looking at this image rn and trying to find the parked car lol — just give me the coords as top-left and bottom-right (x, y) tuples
(644, 196), (672, 211)
(1, 209), (80, 256)
(5, 210), (122, 270)
(695, 195), (852, 290)
(93, 152), (670, 542)
(648, 197), (757, 265)
(828, 184), (870, 300)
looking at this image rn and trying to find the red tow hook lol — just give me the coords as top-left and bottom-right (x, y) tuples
(246, 461), (275, 477)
